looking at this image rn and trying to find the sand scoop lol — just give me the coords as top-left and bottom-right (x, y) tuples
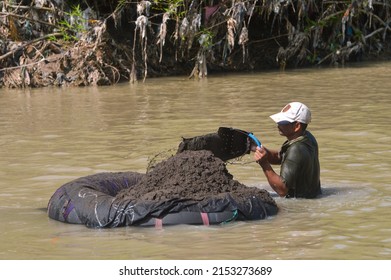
(177, 127), (261, 161)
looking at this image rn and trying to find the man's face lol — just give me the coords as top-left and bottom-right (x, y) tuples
(277, 121), (298, 137)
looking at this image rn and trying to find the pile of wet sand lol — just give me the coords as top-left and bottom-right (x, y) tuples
(116, 150), (276, 206)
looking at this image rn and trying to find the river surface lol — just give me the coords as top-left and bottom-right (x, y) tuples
(1, 62), (390, 260)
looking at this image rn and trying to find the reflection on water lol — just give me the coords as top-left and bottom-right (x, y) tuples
(0, 62), (390, 259)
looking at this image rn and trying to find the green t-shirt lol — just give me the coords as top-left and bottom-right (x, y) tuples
(279, 131), (321, 198)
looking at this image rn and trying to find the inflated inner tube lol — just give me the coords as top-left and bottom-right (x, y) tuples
(47, 171), (278, 228)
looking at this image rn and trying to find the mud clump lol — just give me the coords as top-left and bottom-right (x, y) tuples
(116, 150), (276, 206)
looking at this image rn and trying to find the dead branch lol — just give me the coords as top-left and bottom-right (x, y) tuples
(364, 27), (386, 40)
(2, 4), (56, 12)
(0, 12), (57, 28)
(0, 32), (62, 64)
(0, 55), (63, 72)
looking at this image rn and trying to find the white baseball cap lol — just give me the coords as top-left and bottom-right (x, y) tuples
(270, 102), (311, 124)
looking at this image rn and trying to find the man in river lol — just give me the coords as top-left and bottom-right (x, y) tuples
(253, 102), (321, 198)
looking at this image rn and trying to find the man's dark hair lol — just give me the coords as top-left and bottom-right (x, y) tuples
(300, 123), (308, 131)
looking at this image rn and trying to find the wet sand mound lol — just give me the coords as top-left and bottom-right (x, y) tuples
(117, 150), (276, 207)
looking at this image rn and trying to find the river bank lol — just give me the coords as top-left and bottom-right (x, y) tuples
(1, 0), (391, 88)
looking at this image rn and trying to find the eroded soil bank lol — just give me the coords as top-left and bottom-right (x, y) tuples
(1, 1), (391, 88)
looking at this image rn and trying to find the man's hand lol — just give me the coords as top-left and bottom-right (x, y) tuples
(254, 146), (268, 164)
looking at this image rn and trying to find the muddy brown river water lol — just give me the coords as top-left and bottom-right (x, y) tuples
(0, 62), (390, 259)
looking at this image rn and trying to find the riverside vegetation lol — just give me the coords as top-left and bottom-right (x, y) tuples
(0, 0), (390, 88)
